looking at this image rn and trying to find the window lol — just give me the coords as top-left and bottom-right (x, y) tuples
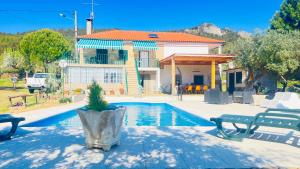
(104, 72), (109, 83)
(119, 50), (128, 62)
(148, 34), (158, 38)
(110, 72), (117, 83)
(139, 51), (150, 67)
(235, 72), (243, 84)
(104, 69), (122, 84)
(68, 67), (123, 84)
(96, 49), (108, 64)
(194, 75), (204, 85)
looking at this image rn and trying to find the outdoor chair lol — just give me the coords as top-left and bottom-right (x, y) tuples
(233, 90), (255, 104)
(204, 89), (232, 104)
(187, 85), (193, 94)
(0, 114), (25, 141)
(203, 85), (209, 92)
(210, 108), (300, 141)
(184, 86), (189, 94)
(195, 85), (201, 94)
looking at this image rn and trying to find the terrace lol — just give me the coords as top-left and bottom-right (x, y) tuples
(1, 96), (299, 168)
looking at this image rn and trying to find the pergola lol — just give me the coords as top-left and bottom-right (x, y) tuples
(160, 53), (235, 94)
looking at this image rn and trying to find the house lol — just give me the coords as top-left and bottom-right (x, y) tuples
(225, 67), (278, 94)
(65, 20), (235, 95)
(224, 67), (247, 94)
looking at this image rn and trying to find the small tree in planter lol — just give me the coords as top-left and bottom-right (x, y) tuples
(77, 80), (125, 151)
(88, 81), (108, 111)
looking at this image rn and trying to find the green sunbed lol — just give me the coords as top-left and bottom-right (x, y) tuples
(0, 114), (25, 141)
(210, 108), (300, 141)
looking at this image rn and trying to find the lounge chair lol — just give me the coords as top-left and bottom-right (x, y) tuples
(0, 114), (25, 141)
(276, 93), (300, 109)
(210, 108), (300, 141)
(261, 92), (298, 108)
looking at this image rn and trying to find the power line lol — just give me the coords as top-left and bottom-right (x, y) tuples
(0, 9), (73, 13)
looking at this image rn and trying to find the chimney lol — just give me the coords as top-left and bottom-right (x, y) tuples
(86, 18), (93, 35)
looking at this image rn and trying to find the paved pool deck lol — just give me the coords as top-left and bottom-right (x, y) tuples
(0, 95), (300, 168)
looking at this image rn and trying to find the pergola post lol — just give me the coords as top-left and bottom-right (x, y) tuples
(79, 48), (84, 64)
(171, 57), (176, 95)
(211, 59), (216, 89)
(218, 45), (223, 54)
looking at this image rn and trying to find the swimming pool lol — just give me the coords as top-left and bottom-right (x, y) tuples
(24, 102), (214, 127)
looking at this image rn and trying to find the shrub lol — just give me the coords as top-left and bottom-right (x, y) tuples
(59, 97), (72, 103)
(88, 80), (108, 111)
(45, 77), (60, 94)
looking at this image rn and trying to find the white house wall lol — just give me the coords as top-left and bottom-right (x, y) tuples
(160, 65), (215, 92)
(162, 42), (209, 58)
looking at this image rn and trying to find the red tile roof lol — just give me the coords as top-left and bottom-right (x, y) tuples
(79, 30), (224, 43)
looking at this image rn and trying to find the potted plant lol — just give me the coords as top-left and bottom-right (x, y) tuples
(77, 80), (125, 151)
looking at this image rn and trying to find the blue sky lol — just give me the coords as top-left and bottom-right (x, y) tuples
(0, 0), (283, 33)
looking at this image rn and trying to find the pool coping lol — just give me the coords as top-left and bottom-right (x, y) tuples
(1, 98), (259, 129)
(22, 101), (214, 127)
(0, 102), (86, 130)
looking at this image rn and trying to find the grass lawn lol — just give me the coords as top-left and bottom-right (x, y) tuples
(277, 80), (300, 96)
(0, 78), (63, 114)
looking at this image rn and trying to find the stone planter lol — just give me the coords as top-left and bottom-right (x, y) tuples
(77, 106), (126, 151)
(252, 95), (267, 106)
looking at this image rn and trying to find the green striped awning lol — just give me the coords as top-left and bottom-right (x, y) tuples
(77, 39), (124, 50)
(133, 41), (157, 50)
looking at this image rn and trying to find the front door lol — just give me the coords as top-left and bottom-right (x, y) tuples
(96, 49), (108, 64)
(141, 74), (151, 94)
(228, 73), (235, 94)
(139, 51), (150, 67)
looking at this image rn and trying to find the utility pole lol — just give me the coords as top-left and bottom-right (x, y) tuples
(74, 10), (78, 60)
(59, 11), (78, 60)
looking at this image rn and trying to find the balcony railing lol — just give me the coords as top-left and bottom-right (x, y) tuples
(66, 57), (79, 64)
(136, 58), (159, 68)
(85, 54), (126, 65)
(66, 54), (126, 65)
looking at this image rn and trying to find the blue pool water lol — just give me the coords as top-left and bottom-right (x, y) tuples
(24, 102), (214, 127)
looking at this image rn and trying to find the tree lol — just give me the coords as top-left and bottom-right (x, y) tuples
(0, 48), (24, 73)
(257, 30), (300, 91)
(231, 30), (300, 91)
(271, 0), (300, 31)
(88, 80), (108, 112)
(19, 29), (71, 72)
(229, 34), (264, 88)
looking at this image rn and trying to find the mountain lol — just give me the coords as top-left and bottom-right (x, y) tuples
(0, 24), (250, 55)
(182, 23), (251, 41)
(0, 33), (23, 54)
(184, 23), (223, 36)
(179, 23), (252, 54)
